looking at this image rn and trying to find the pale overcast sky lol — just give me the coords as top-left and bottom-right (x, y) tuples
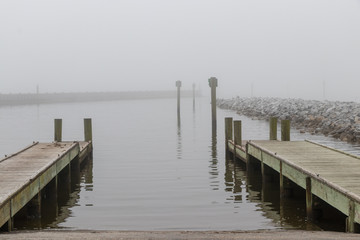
(1, 0), (360, 101)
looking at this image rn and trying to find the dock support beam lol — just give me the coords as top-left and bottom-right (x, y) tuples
(54, 119), (62, 142)
(176, 81), (181, 117)
(7, 217), (13, 232)
(47, 176), (58, 217)
(233, 120), (242, 160)
(306, 177), (313, 220)
(84, 118), (93, 142)
(279, 161), (293, 198)
(346, 201), (355, 233)
(281, 120), (290, 141)
(28, 191), (42, 219)
(269, 117), (277, 140)
(225, 117), (233, 159)
(209, 77), (218, 132)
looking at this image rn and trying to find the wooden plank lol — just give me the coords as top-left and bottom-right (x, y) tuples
(282, 161), (307, 189)
(0, 201), (10, 227)
(56, 154), (70, 174)
(235, 146), (247, 161)
(39, 164), (57, 190)
(311, 177), (350, 215)
(11, 179), (40, 216)
(247, 143), (262, 161)
(262, 151), (280, 173)
(248, 140), (360, 223)
(0, 141), (83, 225)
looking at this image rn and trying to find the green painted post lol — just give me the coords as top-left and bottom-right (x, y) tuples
(208, 77), (218, 132)
(225, 117), (233, 153)
(84, 118), (93, 142)
(281, 120), (290, 141)
(54, 119), (62, 142)
(269, 117), (278, 140)
(306, 177), (313, 220)
(176, 81), (181, 117)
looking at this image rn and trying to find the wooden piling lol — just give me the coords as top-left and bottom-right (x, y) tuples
(47, 176), (58, 217)
(225, 118), (233, 153)
(347, 201), (355, 233)
(269, 117), (277, 140)
(281, 120), (290, 141)
(28, 192), (42, 218)
(84, 118), (93, 142)
(7, 218), (13, 232)
(208, 77), (218, 132)
(306, 177), (313, 220)
(54, 119), (62, 142)
(176, 80), (181, 117)
(279, 161), (284, 198)
(192, 83), (196, 110)
(233, 120), (242, 159)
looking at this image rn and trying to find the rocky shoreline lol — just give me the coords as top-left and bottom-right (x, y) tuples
(217, 97), (360, 143)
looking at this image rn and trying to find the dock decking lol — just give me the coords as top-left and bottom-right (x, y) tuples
(227, 139), (360, 232)
(224, 116), (360, 233)
(0, 141), (92, 230)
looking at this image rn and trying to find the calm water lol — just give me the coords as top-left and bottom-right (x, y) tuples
(1, 97), (360, 231)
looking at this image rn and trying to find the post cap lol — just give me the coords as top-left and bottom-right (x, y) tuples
(208, 77), (218, 87)
(176, 80), (182, 87)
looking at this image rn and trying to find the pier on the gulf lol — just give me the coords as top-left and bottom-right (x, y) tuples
(225, 117), (360, 233)
(0, 118), (93, 231)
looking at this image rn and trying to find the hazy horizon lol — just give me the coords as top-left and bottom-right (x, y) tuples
(1, 0), (360, 101)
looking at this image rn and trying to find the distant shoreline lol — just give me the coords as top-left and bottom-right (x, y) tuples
(0, 90), (200, 106)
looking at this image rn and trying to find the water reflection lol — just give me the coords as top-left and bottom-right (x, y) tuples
(11, 158), (94, 230)
(53, 158), (94, 227)
(209, 133), (219, 191)
(177, 115), (182, 160)
(225, 154), (325, 231)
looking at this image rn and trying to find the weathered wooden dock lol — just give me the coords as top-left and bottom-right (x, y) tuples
(225, 117), (360, 233)
(0, 119), (93, 231)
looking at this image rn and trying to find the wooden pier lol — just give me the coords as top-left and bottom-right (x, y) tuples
(225, 117), (360, 233)
(0, 119), (93, 231)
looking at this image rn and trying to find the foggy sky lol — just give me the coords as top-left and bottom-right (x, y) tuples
(1, 0), (360, 101)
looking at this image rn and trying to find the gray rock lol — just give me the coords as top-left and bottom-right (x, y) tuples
(217, 97), (360, 143)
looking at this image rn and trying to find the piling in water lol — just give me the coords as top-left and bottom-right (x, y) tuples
(306, 177), (313, 221)
(281, 120), (290, 141)
(208, 77), (218, 132)
(192, 83), (196, 110)
(225, 117), (233, 159)
(176, 81), (182, 117)
(233, 120), (242, 160)
(269, 117), (278, 140)
(234, 120), (242, 146)
(54, 119), (62, 142)
(84, 118), (93, 142)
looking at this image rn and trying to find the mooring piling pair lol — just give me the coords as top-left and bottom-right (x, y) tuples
(225, 117), (291, 146)
(175, 77), (217, 134)
(54, 118), (93, 142)
(175, 81), (197, 116)
(269, 117), (290, 141)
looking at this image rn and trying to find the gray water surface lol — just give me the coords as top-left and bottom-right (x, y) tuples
(1, 97), (359, 231)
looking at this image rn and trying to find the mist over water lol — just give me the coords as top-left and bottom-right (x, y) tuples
(1, 0), (360, 233)
(1, 1), (360, 102)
